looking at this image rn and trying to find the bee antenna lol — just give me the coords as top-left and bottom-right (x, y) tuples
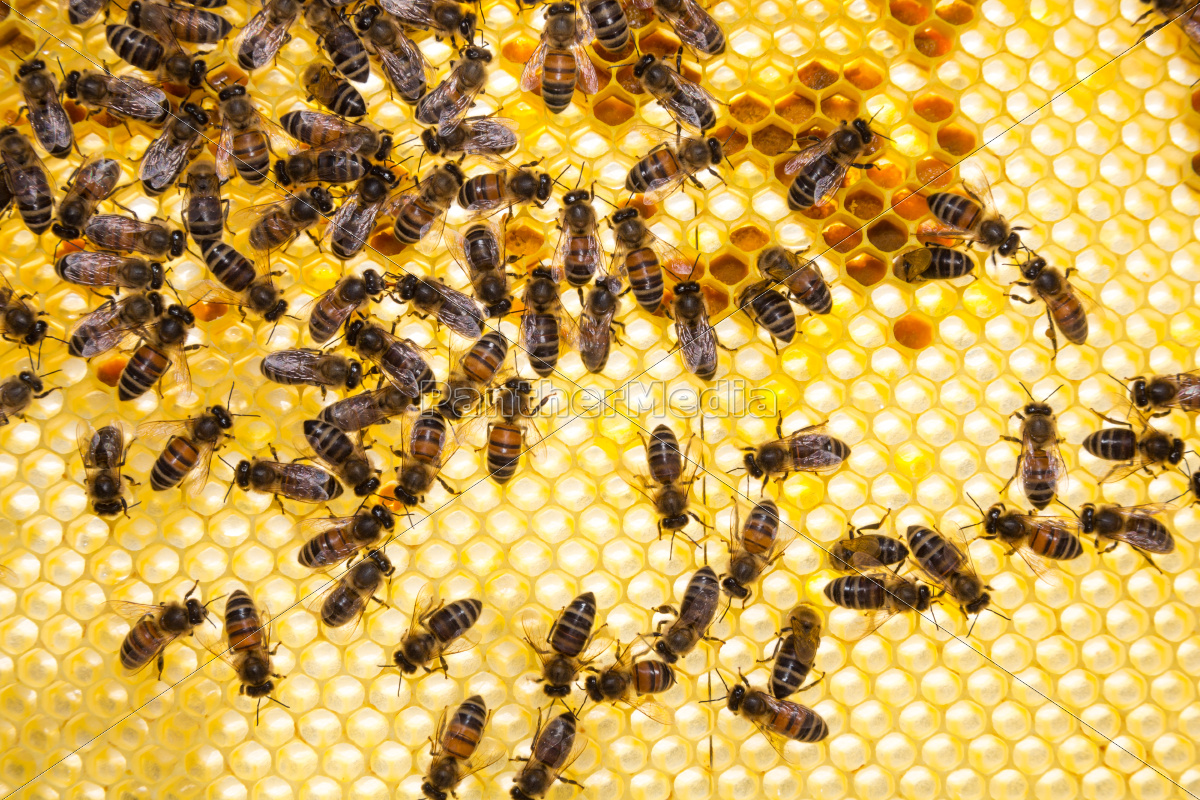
(965, 492), (986, 517)
(1017, 382), (1034, 401)
(1042, 384), (1064, 403)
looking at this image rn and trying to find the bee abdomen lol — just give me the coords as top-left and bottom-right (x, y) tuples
(120, 618), (165, 671)
(232, 131), (271, 184)
(150, 435), (199, 491)
(740, 284), (796, 344)
(1083, 428), (1137, 461)
(927, 192), (981, 231)
(786, 154), (839, 210)
(1022, 449), (1058, 510)
(393, 200), (436, 244)
(585, 0), (629, 50)
(428, 598), (483, 642)
(1049, 294), (1088, 345)
(525, 313), (560, 377)
(541, 50), (578, 113)
(777, 701), (828, 742)
(118, 344), (169, 401)
(106, 24), (163, 71)
(769, 635), (811, 699)
(487, 421), (523, 483)
(625, 247), (664, 312)
(626, 149), (679, 195)
(549, 593), (596, 657)
(824, 574), (885, 609)
(202, 240), (256, 292)
(1029, 525), (1083, 561)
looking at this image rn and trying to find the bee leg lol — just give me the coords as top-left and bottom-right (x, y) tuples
(156, 652), (165, 681)
(1043, 307), (1059, 359)
(1005, 292), (1036, 304)
(557, 777), (584, 789)
(798, 670), (826, 692)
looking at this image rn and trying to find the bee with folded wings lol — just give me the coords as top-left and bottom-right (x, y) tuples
(520, 264), (575, 378)
(521, 0), (601, 114)
(782, 117), (882, 212)
(310, 549), (394, 642)
(1000, 385), (1066, 511)
(977, 502), (1083, 581)
(78, 421), (134, 518)
(235, 186), (335, 266)
(421, 695), (504, 800)
(357, 5), (434, 105)
(669, 263), (722, 382)
(632, 52), (717, 135)
(584, 639), (675, 724)
(327, 166), (399, 260)
(624, 126), (726, 204)
(214, 84), (291, 186)
(415, 44), (492, 134)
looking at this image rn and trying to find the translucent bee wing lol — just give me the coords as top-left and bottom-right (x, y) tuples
(458, 739), (506, 781)
(573, 43), (602, 95)
(107, 599), (164, 622)
(519, 41), (549, 93)
(624, 696), (673, 726)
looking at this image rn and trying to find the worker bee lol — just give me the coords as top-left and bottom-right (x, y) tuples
(522, 591), (607, 697)
(209, 589), (285, 722)
(1009, 253), (1090, 354)
(414, 45), (492, 135)
(485, 377), (551, 483)
(633, 0), (725, 57)
(650, 565), (720, 663)
(0, 127), (55, 235)
(376, 0), (477, 42)
(139, 102), (210, 196)
(53, 156), (120, 241)
(1000, 386), (1066, 511)
(632, 54), (717, 134)
(67, 291), (163, 358)
(16, 58), (73, 159)
(439, 330), (508, 420)
(237, 187), (334, 261)
(298, 504), (395, 569)
(924, 169), (1025, 261)
(421, 695), (505, 800)
(63, 70), (171, 125)
(65, 0), (108, 25)
(609, 206), (668, 313)
(78, 421), (132, 517)
(357, 6), (434, 105)
(0, 274), (48, 348)
(907, 524), (992, 619)
(195, 242), (289, 322)
(260, 348), (363, 394)
(1082, 411), (1184, 482)
(312, 549), (393, 639)
(1080, 502), (1175, 563)
(278, 111), (393, 161)
(391, 585), (483, 674)
(740, 416), (851, 489)
(520, 1), (602, 114)
(510, 711), (586, 800)
(305, 0), (371, 83)
(0, 368), (54, 426)
(232, 448), (345, 504)
(419, 114), (520, 158)
(448, 216), (516, 317)
(344, 319), (437, 397)
(670, 275), (720, 381)
(139, 401), (235, 492)
(893, 245), (976, 284)
(979, 503), (1084, 579)
(55, 252), (165, 293)
(626, 423), (707, 543)
(215, 84), (284, 185)
(302, 62), (367, 118)
(84, 215), (185, 259)
(828, 513), (907, 573)
(823, 571), (933, 638)
(388, 162), (466, 253)
(274, 143), (369, 187)
(520, 265), (574, 378)
(182, 160), (227, 246)
(782, 117), (881, 211)
(391, 275), (485, 340)
(302, 418), (380, 496)
(723, 675), (828, 753)
(458, 161), (553, 218)
(393, 407), (458, 505)
(584, 640), (674, 724)
(767, 603), (822, 699)
(105, 22), (208, 88)
(307, 270), (385, 344)
(117, 303), (195, 401)
(552, 185), (603, 291)
(578, 0), (628, 50)
(319, 385), (413, 432)
(1127, 371), (1200, 416)
(721, 500), (794, 602)
(739, 280), (796, 347)
(111, 582), (216, 678)
(757, 245), (832, 315)
(577, 272), (624, 374)
(127, 0), (231, 42)
(236, 0), (305, 70)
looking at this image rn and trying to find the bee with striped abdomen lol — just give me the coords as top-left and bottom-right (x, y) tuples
(577, 272), (624, 374)
(307, 270), (385, 344)
(327, 167), (397, 261)
(78, 422), (133, 518)
(422, 695), (504, 800)
(376, 0), (477, 43)
(128, 0), (231, 43)
(215, 84), (283, 185)
(1082, 411), (1184, 482)
(302, 418), (380, 496)
(980, 503), (1083, 579)
(739, 280), (796, 348)
(415, 45), (492, 133)
(439, 330), (508, 420)
(520, 265), (574, 378)
(767, 603), (822, 699)
(782, 118), (881, 211)
(260, 349), (363, 395)
(651, 565), (720, 663)
(627, 423), (707, 543)
(721, 500), (794, 602)
(305, 0), (371, 83)
(609, 206), (668, 313)
(117, 303), (195, 401)
(0, 127), (55, 235)
(65, 0), (108, 26)
(510, 711), (586, 800)
(233, 448), (345, 504)
(907, 523), (992, 620)
(181, 161), (227, 247)
(724, 675), (829, 752)
(625, 128), (725, 204)
(392, 585), (483, 674)
(1009, 252), (1089, 356)
(0, 273), (48, 349)
(345, 318), (437, 397)
(828, 513), (907, 573)
(824, 570), (932, 638)
(209, 589), (285, 722)
(298, 504), (394, 569)
(67, 291), (163, 359)
(387, 162), (465, 253)
(63, 70), (171, 125)
(458, 161), (554, 218)
(195, 242), (289, 322)
(302, 62), (367, 118)
(925, 170), (1025, 262)
(520, 1), (602, 114)
(1080, 502), (1175, 565)
(53, 157), (121, 240)
(238, 187), (334, 260)
(139, 102), (210, 197)
(391, 275), (485, 340)
(357, 5), (434, 105)
(893, 245), (976, 284)
(319, 385), (412, 432)
(393, 407), (458, 505)
(522, 591), (608, 697)
(106, 20), (208, 88)
(584, 640), (674, 724)
(312, 549), (393, 639)
(278, 111), (393, 160)
(1128, 370), (1200, 417)
(485, 377), (550, 484)
(419, 114), (520, 158)
(670, 273), (720, 381)
(757, 244), (832, 315)
(274, 141), (369, 187)
(553, 185), (603, 293)
(110, 582), (216, 678)
(56, 252), (165, 293)
(0, 369), (54, 426)
(632, 0), (724, 57)
(740, 416), (850, 489)
(236, 0), (305, 70)
(16, 58), (73, 159)
(633, 54), (717, 135)
(1000, 386), (1066, 511)
(139, 400), (235, 492)
(449, 215), (516, 317)
(84, 215), (185, 259)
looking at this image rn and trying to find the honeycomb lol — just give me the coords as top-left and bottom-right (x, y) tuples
(0, 0), (1198, 797)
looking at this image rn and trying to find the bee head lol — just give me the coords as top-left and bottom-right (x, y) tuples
(633, 54), (656, 78)
(372, 504), (396, 530)
(345, 359), (363, 391)
(235, 460), (252, 489)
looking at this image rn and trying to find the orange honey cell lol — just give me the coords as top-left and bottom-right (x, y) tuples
(914, 26), (953, 58)
(913, 93), (955, 122)
(894, 314), (934, 349)
(846, 253), (888, 286)
(890, 0), (930, 25)
(936, 0), (975, 24)
(752, 124), (795, 157)
(797, 61), (839, 90)
(192, 302), (227, 323)
(892, 189), (929, 220)
(593, 95), (636, 127)
(775, 93), (817, 125)
(844, 60), (884, 91)
(844, 190), (884, 220)
(867, 219), (909, 252)
(709, 253), (749, 285)
(916, 157), (955, 187)
(97, 358), (127, 388)
(730, 93), (771, 125)
(822, 223), (862, 253)
(937, 124), (976, 157)
(730, 225), (770, 252)
(820, 94), (859, 122)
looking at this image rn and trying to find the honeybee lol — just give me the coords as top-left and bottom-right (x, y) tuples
(721, 500), (794, 602)
(278, 111), (393, 160)
(0, 274), (48, 349)
(377, 0), (477, 42)
(344, 319), (437, 397)
(63, 70), (171, 125)
(15, 58), (74, 159)
(53, 157), (120, 241)
(421, 695), (505, 800)
(260, 349), (363, 394)
(182, 160), (227, 246)
(307, 270), (385, 344)
(522, 591), (607, 697)
(393, 407), (458, 506)
(1082, 411), (1184, 482)
(67, 291), (163, 358)
(510, 711), (586, 800)
(739, 280), (796, 347)
(138, 102), (210, 197)
(907, 524), (992, 619)
(65, 0), (107, 25)
(305, 0), (371, 83)
(319, 385), (413, 432)
(78, 421), (132, 518)
(1080, 502), (1175, 563)
(387, 162), (465, 254)
(215, 84), (284, 185)
(302, 418), (380, 496)
(651, 565), (720, 663)
(485, 377), (550, 484)
(1128, 371), (1200, 416)
(579, 0), (628, 50)
(458, 161), (553, 218)
(357, 6), (434, 105)
(552, 185), (603, 291)
(298, 504), (395, 569)
(137, 403), (237, 497)
(584, 640), (674, 724)
(924, 169), (1025, 261)
(106, 21), (208, 88)
(419, 115), (520, 158)
(757, 245), (832, 315)
(111, 582), (216, 678)
(232, 449), (345, 504)
(0, 368), (54, 426)
(1009, 253), (1090, 355)
(237, 187), (334, 260)
(209, 589), (285, 722)
(823, 571), (933, 638)
(1000, 387), (1066, 511)
(625, 130), (724, 205)
(274, 142), (369, 187)
(893, 245), (976, 284)
(724, 675), (828, 754)
(302, 62), (367, 118)
(979, 503), (1084, 579)
(236, 0), (305, 70)
(0, 127), (55, 235)
(828, 514), (907, 573)
(84, 215), (185, 259)
(740, 416), (851, 489)
(609, 206), (667, 313)
(312, 549), (393, 639)
(391, 585), (483, 674)
(520, 1), (601, 114)
(128, 0), (231, 42)
(449, 215), (516, 317)
(782, 118), (881, 211)
(577, 272), (624, 374)
(414, 45), (492, 135)
(117, 303), (195, 401)
(670, 276), (719, 381)
(56, 252), (165, 293)
(634, 0), (725, 57)
(392, 276), (485, 340)
(439, 330), (508, 420)
(627, 423), (707, 543)
(520, 265), (574, 378)
(632, 54), (716, 135)
(767, 603), (822, 699)
(195, 242), (289, 321)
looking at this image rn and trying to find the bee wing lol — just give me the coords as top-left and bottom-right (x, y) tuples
(1098, 455), (1157, 484)
(235, 7), (295, 71)
(552, 225), (601, 279)
(774, 425), (845, 473)
(436, 75), (486, 138)
(657, 0), (722, 54)
(415, 209), (450, 256)
(460, 117), (520, 155)
(1011, 544), (1061, 586)
(958, 163), (999, 216)
(164, 339), (193, 396)
(1167, 372), (1200, 409)
(76, 421), (98, 465)
(378, 36), (434, 94)
(135, 419), (192, 444)
(144, 0), (231, 41)
(573, 43), (602, 95)
(519, 41), (550, 93)
(446, 227), (473, 277)
(183, 437), (218, 495)
(640, 167), (691, 206)
(326, 193), (384, 257)
(519, 614), (550, 656)
(230, 196), (288, 230)
(1103, 504), (1175, 553)
(458, 740), (507, 781)
(676, 316), (717, 377)
(1019, 433), (1067, 497)
(411, 582), (439, 627)
(435, 629), (480, 658)
(298, 515), (356, 538)
(624, 124), (679, 152)
(378, 0), (438, 27)
(107, 599), (164, 623)
(781, 134), (838, 178)
(436, 284), (487, 339)
(215, 116), (238, 181)
(2, 143), (55, 197)
(767, 527), (799, 565)
(66, 303), (140, 358)
(623, 696), (674, 726)
(658, 80), (715, 134)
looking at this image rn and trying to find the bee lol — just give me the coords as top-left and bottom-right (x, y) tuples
(260, 348), (363, 394)
(195, 242), (289, 322)
(632, 54), (717, 135)
(767, 603), (822, 699)
(376, 0), (477, 42)
(111, 583), (216, 677)
(577, 272), (624, 374)
(521, 1), (601, 114)
(181, 160), (227, 246)
(77, 422), (132, 518)
(1082, 411), (1184, 482)
(823, 571), (933, 638)
(16, 58), (74, 159)
(421, 695), (505, 800)
(0, 127), (55, 235)
(980, 503), (1084, 579)
(893, 245), (976, 284)
(623, 128), (726, 202)
(828, 514), (907, 573)
(757, 245), (832, 315)
(1009, 253), (1090, 354)
(782, 118), (881, 211)
(550, 185), (603, 291)
(233, 449), (345, 504)
(357, 6), (434, 105)
(391, 586), (483, 674)
(740, 416), (851, 489)
(236, 0), (305, 70)
(670, 277), (720, 381)
(448, 216), (516, 317)
(313, 550), (393, 638)
(307, 270), (385, 344)
(414, 45), (492, 135)
(925, 170), (1025, 261)
(0, 368), (53, 426)
(739, 280), (795, 347)
(721, 500), (794, 602)
(117, 303), (195, 401)
(305, 0), (371, 83)
(1126, 371), (1200, 416)
(510, 711), (586, 800)
(584, 640), (675, 724)
(106, 23), (208, 88)
(274, 143), (369, 187)
(84, 215), (185, 259)
(636, 0), (725, 57)
(55, 252), (165, 293)
(391, 276), (485, 340)
(344, 319), (437, 397)
(724, 676), (828, 752)
(628, 423), (707, 541)
(997, 388), (1066, 510)
(393, 407), (457, 505)
(388, 162), (465, 253)
(579, 0), (628, 50)
(439, 330), (508, 420)
(457, 161), (553, 218)
(238, 187), (334, 259)
(522, 591), (606, 697)
(139, 102), (210, 197)
(609, 206), (667, 313)
(0, 274), (48, 349)
(215, 85), (283, 185)
(302, 418), (380, 496)
(302, 62), (368, 118)
(298, 504), (395, 569)
(63, 70), (171, 125)
(211, 589), (285, 722)
(651, 565), (720, 663)
(319, 385), (413, 432)
(419, 115), (520, 158)
(485, 377), (551, 484)
(907, 524), (992, 618)
(520, 265), (574, 378)
(52, 157), (121, 241)
(278, 111), (393, 161)
(67, 291), (163, 358)
(127, 0), (231, 43)
(139, 402), (235, 492)
(65, 0), (108, 25)
(1080, 502), (1175, 562)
